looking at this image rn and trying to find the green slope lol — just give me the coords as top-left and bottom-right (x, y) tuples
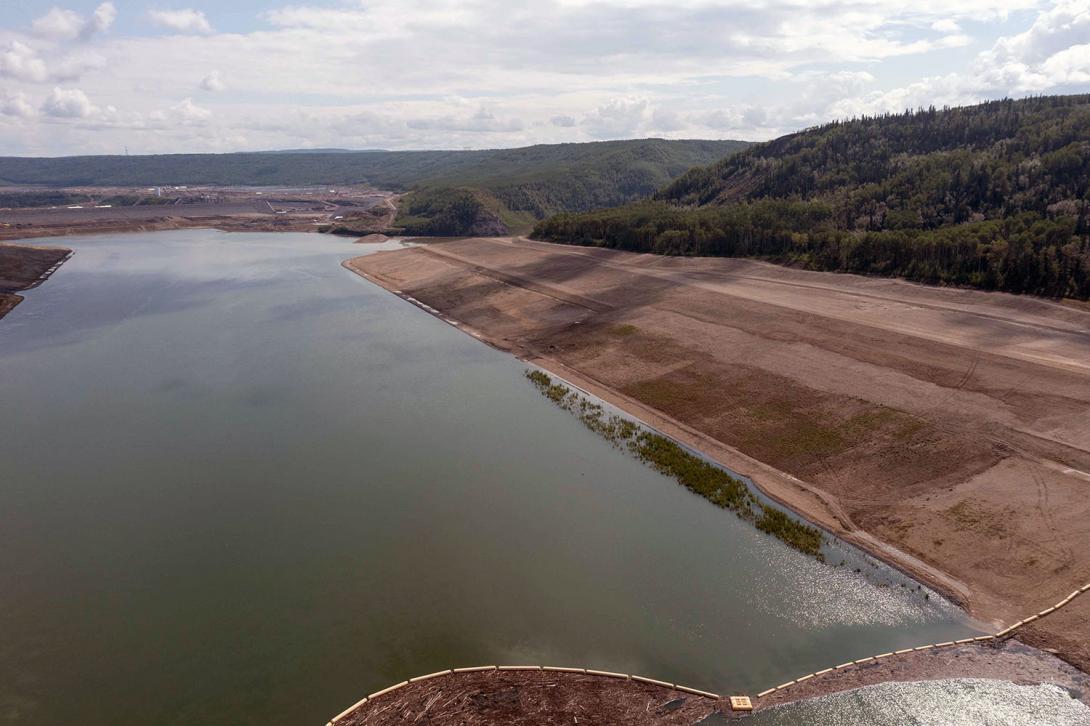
(535, 95), (1090, 299)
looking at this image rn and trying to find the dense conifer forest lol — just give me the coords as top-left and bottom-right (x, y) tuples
(534, 96), (1090, 299)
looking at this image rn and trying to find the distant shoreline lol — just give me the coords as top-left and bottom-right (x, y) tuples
(0, 186), (396, 243)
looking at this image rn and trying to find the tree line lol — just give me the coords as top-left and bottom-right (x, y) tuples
(534, 95), (1090, 299)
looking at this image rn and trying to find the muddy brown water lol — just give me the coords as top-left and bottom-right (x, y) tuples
(0, 230), (984, 725)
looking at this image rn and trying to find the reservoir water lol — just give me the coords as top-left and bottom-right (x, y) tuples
(0, 230), (978, 725)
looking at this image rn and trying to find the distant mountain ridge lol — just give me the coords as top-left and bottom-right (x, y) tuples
(535, 95), (1090, 299)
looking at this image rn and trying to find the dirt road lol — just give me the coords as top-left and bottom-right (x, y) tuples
(347, 236), (1090, 672)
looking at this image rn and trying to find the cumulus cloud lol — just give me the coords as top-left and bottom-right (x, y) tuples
(32, 8), (84, 41)
(32, 3), (116, 41)
(148, 9), (214, 34)
(832, 0), (1090, 120)
(200, 70), (225, 92)
(650, 108), (684, 132)
(976, 0), (1090, 91)
(42, 87), (97, 118)
(0, 91), (35, 118)
(0, 42), (49, 83)
(691, 108), (745, 131)
(86, 2), (118, 38)
(149, 97), (212, 125)
(931, 18), (962, 33)
(582, 97), (649, 138)
(1, 0), (1089, 154)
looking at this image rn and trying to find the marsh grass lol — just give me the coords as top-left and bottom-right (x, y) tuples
(526, 369), (825, 560)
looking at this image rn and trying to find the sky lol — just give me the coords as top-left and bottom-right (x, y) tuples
(0, 1), (1088, 156)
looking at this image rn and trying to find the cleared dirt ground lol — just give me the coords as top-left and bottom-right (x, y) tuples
(335, 671), (725, 725)
(348, 236), (1090, 672)
(0, 243), (70, 319)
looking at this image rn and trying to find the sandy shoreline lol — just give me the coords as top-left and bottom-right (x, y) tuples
(337, 245), (1090, 718)
(343, 253), (977, 612)
(518, 355), (977, 609)
(342, 237), (1090, 680)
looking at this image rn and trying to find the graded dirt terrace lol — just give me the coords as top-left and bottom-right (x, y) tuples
(347, 236), (1090, 673)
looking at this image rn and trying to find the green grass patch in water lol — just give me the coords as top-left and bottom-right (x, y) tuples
(525, 369), (825, 560)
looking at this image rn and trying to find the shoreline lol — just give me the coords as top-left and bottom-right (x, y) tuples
(340, 236), (1090, 677)
(0, 216), (327, 243)
(0, 186), (398, 243)
(0, 242), (73, 320)
(341, 248), (1090, 707)
(522, 356), (976, 610)
(344, 255), (976, 613)
(326, 639), (1090, 723)
(514, 365), (1090, 689)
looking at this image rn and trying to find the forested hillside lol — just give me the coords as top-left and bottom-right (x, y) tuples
(390, 138), (747, 234)
(535, 96), (1090, 299)
(0, 139), (747, 235)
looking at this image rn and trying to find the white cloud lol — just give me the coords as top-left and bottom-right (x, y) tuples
(86, 2), (118, 38)
(149, 97), (212, 125)
(976, 0), (1090, 91)
(32, 8), (84, 41)
(0, 91), (35, 118)
(0, 0), (1088, 154)
(148, 9), (214, 35)
(175, 97), (212, 122)
(692, 108), (744, 131)
(32, 3), (116, 41)
(0, 42), (49, 83)
(582, 97), (649, 138)
(42, 87), (97, 118)
(650, 107), (684, 132)
(200, 70), (225, 92)
(838, 0), (1090, 117)
(931, 19), (962, 33)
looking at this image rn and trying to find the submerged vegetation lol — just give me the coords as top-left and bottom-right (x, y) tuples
(525, 369), (825, 559)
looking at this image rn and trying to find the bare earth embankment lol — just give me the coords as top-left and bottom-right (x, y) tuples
(328, 641), (1090, 723)
(345, 237), (1090, 687)
(0, 243), (71, 319)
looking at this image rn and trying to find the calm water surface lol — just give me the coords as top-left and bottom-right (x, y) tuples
(1, 231), (978, 725)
